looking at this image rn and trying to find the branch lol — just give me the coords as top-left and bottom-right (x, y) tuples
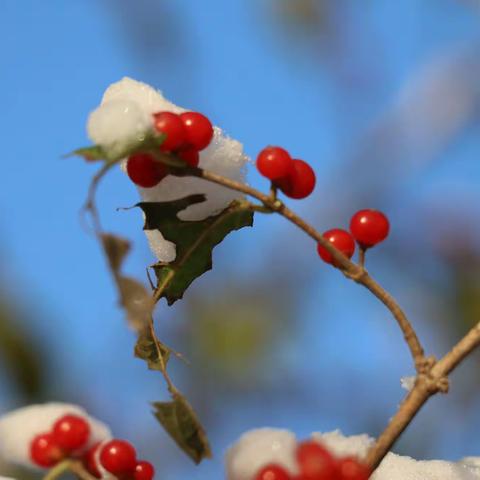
(43, 460), (96, 480)
(365, 321), (480, 469)
(175, 166), (426, 372)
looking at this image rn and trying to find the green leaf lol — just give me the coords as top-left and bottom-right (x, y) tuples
(153, 395), (212, 464)
(137, 195), (254, 305)
(134, 327), (171, 372)
(68, 145), (108, 162)
(68, 132), (166, 163)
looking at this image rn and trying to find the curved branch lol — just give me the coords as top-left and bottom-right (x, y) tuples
(177, 166), (426, 371)
(365, 320), (480, 470)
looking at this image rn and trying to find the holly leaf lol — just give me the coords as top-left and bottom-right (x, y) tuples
(68, 132), (167, 163)
(153, 395), (212, 464)
(137, 195), (254, 305)
(69, 145), (107, 162)
(101, 233), (154, 331)
(134, 326), (171, 372)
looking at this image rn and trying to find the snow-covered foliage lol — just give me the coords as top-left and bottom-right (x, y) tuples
(0, 403), (111, 470)
(225, 428), (299, 480)
(87, 77), (249, 262)
(225, 428), (480, 480)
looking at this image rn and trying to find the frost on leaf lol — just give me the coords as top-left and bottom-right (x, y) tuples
(153, 395), (211, 464)
(137, 195), (254, 305)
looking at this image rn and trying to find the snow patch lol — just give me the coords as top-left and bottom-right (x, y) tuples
(0, 403), (111, 469)
(225, 428), (298, 480)
(87, 77), (249, 262)
(226, 428), (480, 480)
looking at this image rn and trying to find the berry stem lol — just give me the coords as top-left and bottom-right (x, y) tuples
(43, 460), (96, 480)
(269, 182), (278, 201)
(358, 247), (366, 268)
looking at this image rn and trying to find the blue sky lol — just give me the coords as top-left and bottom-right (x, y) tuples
(2, 1), (480, 478)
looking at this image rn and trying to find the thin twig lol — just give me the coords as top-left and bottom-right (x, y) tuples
(43, 460), (96, 480)
(365, 321), (480, 469)
(177, 166), (426, 371)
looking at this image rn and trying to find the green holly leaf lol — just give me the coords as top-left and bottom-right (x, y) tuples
(137, 195), (254, 305)
(134, 326), (171, 372)
(69, 145), (108, 162)
(68, 132), (167, 163)
(153, 395), (212, 464)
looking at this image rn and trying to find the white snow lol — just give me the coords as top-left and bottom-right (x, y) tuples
(311, 430), (373, 459)
(401, 376), (416, 392)
(0, 403), (111, 470)
(87, 77), (249, 262)
(225, 428), (299, 480)
(226, 428), (480, 480)
(87, 100), (151, 158)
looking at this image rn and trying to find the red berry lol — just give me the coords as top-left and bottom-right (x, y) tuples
(177, 147), (200, 167)
(30, 432), (64, 468)
(126, 153), (167, 188)
(317, 229), (356, 265)
(276, 159), (316, 199)
(99, 439), (137, 475)
(256, 146), (292, 181)
(52, 414), (90, 451)
(336, 457), (371, 480)
(180, 112), (214, 151)
(83, 443), (102, 478)
(255, 463), (291, 480)
(350, 209), (390, 248)
(134, 460), (155, 480)
(296, 441), (337, 480)
(153, 112), (186, 151)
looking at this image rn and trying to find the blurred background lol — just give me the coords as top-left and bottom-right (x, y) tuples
(2, 0), (480, 478)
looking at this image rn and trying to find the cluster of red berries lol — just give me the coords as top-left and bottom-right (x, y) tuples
(29, 414), (154, 479)
(255, 440), (370, 480)
(126, 111), (214, 188)
(256, 146), (316, 199)
(317, 209), (390, 265)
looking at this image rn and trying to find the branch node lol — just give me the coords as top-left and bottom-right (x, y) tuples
(343, 266), (367, 283)
(269, 199), (284, 211)
(417, 355), (436, 375)
(436, 377), (450, 394)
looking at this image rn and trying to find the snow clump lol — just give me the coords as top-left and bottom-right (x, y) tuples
(226, 428), (480, 480)
(87, 77), (249, 262)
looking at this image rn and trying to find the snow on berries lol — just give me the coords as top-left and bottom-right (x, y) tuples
(0, 403), (110, 469)
(226, 428), (299, 480)
(226, 428), (480, 480)
(0, 403), (155, 479)
(256, 147), (316, 199)
(87, 77), (248, 263)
